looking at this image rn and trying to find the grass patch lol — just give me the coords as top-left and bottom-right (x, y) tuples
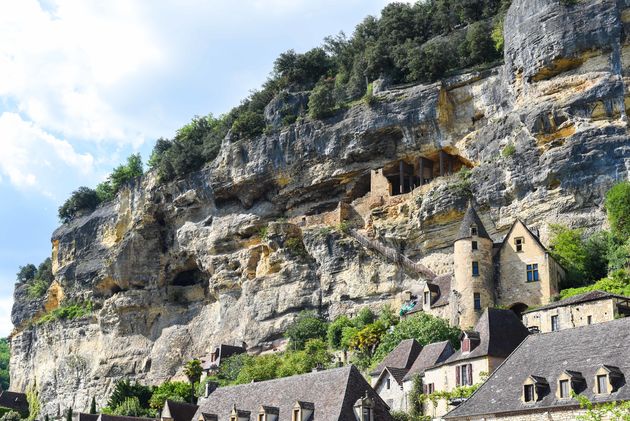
(37, 301), (93, 325)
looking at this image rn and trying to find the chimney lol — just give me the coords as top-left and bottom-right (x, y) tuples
(204, 381), (218, 398)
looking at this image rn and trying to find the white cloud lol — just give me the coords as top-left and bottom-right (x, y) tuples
(0, 112), (94, 194)
(0, 0), (163, 143)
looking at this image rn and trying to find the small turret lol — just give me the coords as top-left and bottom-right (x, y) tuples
(452, 205), (495, 329)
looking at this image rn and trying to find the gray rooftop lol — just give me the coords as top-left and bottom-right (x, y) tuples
(194, 365), (393, 421)
(403, 341), (455, 382)
(523, 290), (630, 314)
(445, 317), (630, 419)
(437, 308), (529, 367)
(370, 339), (422, 377)
(456, 205), (491, 241)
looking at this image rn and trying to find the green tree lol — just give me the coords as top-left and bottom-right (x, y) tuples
(372, 313), (461, 364)
(575, 393), (630, 420)
(606, 181), (630, 239)
(89, 397), (97, 415)
(16, 264), (37, 283)
(549, 225), (589, 288)
(327, 315), (353, 350)
(560, 269), (630, 300)
(106, 380), (153, 410)
(65, 408), (72, 421)
(148, 382), (193, 410)
(462, 21), (498, 66)
(183, 359), (202, 402)
(308, 79), (336, 119)
(0, 339), (9, 390)
(58, 187), (101, 223)
(235, 354), (283, 384)
(285, 311), (328, 351)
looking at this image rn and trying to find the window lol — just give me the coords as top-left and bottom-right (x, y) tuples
(474, 293), (481, 310)
(470, 225), (478, 236)
(258, 415), (265, 421)
(551, 315), (559, 332)
(472, 240), (478, 250)
(524, 384), (535, 402)
(559, 379), (570, 398)
(386, 378), (391, 390)
(472, 261), (480, 277)
(362, 407), (372, 421)
(526, 264), (539, 282)
(424, 291), (430, 305)
(427, 383), (435, 394)
(587, 315), (592, 325)
(597, 375), (608, 394)
(515, 237), (524, 252)
(457, 364), (472, 386)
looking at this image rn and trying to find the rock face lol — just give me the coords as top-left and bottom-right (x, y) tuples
(10, 0), (630, 415)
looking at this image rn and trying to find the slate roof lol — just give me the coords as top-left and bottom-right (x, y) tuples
(435, 308), (529, 367)
(407, 275), (452, 316)
(77, 414), (99, 421)
(523, 290), (630, 314)
(444, 317), (630, 419)
(370, 339), (423, 376)
(193, 365), (393, 421)
(96, 415), (157, 421)
(403, 341), (455, 382)
(162, 400), (199, 421)
(0, 391), (29, 413)
(456, 205), (491, 241)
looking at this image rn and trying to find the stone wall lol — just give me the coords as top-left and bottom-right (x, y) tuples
(373, 371), (407, 412)
(454, 408), (588, 420)
(522, 298), (617, 333)
(497, 221), (562, 309)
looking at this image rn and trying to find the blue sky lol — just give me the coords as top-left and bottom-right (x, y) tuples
(0, 0), (409, 337)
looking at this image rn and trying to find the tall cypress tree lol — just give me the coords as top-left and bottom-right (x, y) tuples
(66, 407), (73, 421)
(89, 397), (97, 415)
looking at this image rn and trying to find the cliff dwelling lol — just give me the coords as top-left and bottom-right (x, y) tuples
(371, 150), (471, 197)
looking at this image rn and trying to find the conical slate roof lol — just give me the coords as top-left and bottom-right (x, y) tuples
(456, 205), (491, 240)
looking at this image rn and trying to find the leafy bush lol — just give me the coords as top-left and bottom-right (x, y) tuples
(501, 143), (516, 157)
(549, 225), (589, 288)
(106, 380), (153, 413)
(16, 264), (37, 283)
(0, 411), (22, 421)
(327, 315), (354, 350)
(148, 382), (193, 410)
(559, 269), (630, 300)
(285, 311), (328, 351)
(26, 279), (49, 299)
(23, 258), (54, 299)
(37, 301), (93, 325)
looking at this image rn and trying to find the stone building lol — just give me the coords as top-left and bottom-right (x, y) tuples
(444, 317), (630, 420)
(161, 400), (199, 421)
(422, 309), (530, 419)
(369, 339), (422, 411)
(201, 344), (246, 377)
(522, 290), (630, 333)
(193, 365), (393, 421)
(404, 205), (566, 328)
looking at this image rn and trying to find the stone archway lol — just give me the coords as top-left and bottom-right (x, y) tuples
(509, 302), (529, 318)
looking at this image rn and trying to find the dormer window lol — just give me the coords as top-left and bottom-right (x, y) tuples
(557, 370), (585, 399)
(257, 406), (279, 421)
(594, 365), (624, 395)
(470, 225), (478, 236)
(200, 414), (218, 421)
(522, 376), (549, 403)
(230, 405), (251, 421)
(353, 393), (374, 421)
(292, 401), (314, 421)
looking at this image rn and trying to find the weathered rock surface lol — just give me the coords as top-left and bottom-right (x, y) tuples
(10, 0), (630, 415)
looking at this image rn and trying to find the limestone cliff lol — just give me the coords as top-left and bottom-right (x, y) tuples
(10, 0), (630, 415)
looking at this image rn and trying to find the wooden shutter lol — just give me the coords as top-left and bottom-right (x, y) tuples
(423, 384), (428, 394)
(467, 364), (473, 385)
(456, 366), (461, 386)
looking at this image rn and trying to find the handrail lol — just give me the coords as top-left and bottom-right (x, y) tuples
(348, 229), (437, 281)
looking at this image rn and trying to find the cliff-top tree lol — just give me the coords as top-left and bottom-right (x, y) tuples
(183, 359), (203, 402)
(605, 181), (630, 239)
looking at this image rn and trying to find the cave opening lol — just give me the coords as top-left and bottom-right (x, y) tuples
(171, 268), (205, 287)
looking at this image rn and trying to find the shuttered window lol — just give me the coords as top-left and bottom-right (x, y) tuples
(456, 364), (473, 386)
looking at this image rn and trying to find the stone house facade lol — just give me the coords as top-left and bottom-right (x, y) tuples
(404, 205), (566, 329)
(444, 317), (630, 421)
(522, 290), (630, 333)
(421, 309), (529, 418)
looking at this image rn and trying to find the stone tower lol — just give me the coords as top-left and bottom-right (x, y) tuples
(452, 205), (495, 329)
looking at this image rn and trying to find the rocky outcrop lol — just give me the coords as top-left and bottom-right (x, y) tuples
(10, 0), (630, 416)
